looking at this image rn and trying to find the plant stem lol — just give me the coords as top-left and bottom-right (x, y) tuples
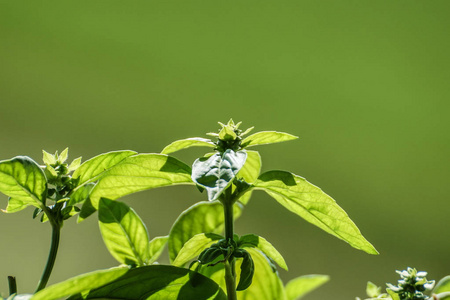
(8, 276), (17, 295)
(223, 193), (234, 242)
(224, 260), (237, 300)
(222, 187), (237, 300)
(35, 221), (61, 293)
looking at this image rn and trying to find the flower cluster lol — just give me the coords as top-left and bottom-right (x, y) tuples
(207, 119), (253, 152)
(387, 268), (435, 300)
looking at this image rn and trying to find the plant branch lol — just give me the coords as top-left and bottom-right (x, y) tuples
(35, 219), (61, 293)
(8, 276), (17, 295)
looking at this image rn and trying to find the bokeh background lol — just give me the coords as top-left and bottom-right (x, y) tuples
(1, 1), (449, 299)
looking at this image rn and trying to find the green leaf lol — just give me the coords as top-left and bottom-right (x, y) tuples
(98, 198), (149, 266)
(67, 182), (94, 206)
(366, 281), (382, 298)
(173, 233), (223, 267)
(67, 265), (227, 300)
(201, 248), (286, 300)
(88, 154), (193, 210)
(254, 171), (378, 255)
(241, 131), (298, 148)
(68, 157), (82, 172)
(61, 205), (80, 220)
(239, 234), (288, 271)
(241, 248), (286, 300)
(284, 275), (329, 300)
(31, 266), (129, 300)
(435, 276), (450, 293)
(161, 137), (215, 155)
(72, 150), (137, 186)
(2, 198), (30, 213)
(58, 148), (69, 164)
(0, 156), (47, 210)
(168, 201), (243, 262)
(148, 236), (168, 264)
(192, 149), (247, 201)
(236, 150), (261, 205)
(236, 250), (255, 291)
(219, 125), (237, 141)
(42, 150), (56, 165)
(387, 288), (401, 300)
(198, 247), (224, 265)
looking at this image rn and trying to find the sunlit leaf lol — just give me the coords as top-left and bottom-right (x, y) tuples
(72, 150), (137, 186)
(88, 154), (193, 210)
(98, 198), (149, 266)
(239, 234), (288, 271)
(58, 148), (69, 164)
(219, 125), (237, 141)
(285, 275), (329, 300)
(68, 157), (82, 172)
(236, 150), (261, 205)
(67, 182), (94, 206)
(42, 150), (56, 165)
(387, 288), (401, 300)
(192, 149), (247, 201)
(2, 198), (30, 213)
(366, 281), (382, 298)
(241, 131), (298, 148)
(67, 265), (227, 300)
(168, 201), (243, 263)
(161, 137), (215, 155)
(31, 266), (129, 300)
(435, 276), (450, 293)
(0, 156), (47, 211)
(173, 233), (223, 267)
(148, 236), (168, 264)
(254, 171), (378, 255)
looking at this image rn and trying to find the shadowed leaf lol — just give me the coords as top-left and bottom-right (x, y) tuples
(173, 233), (223, 267)
(202, 248), (286, 300)
(67, 265), (227, 300)
(168, 201), (243, 263)
(239, 234), (288, 271)
(98, 198), (149, 266)
(31, 266), (129, 300)
(192, 149), (247, 201)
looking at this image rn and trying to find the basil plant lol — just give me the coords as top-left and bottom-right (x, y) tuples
(0, 120), (377, 300)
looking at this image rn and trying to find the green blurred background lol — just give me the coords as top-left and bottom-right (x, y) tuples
(1, 1), (449, 299)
